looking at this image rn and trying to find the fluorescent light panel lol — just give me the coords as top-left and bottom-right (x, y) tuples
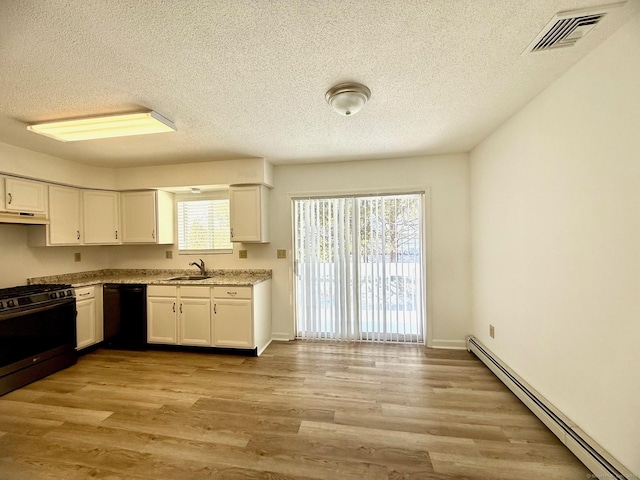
(27, 111), (176, 142)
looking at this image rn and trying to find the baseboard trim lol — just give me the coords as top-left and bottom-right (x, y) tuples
(467, 335), (634, 480)
(271, 332), (293, 342)
(430, 339), (467, 350)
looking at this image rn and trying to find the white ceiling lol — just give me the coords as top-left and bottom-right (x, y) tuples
(0, 0), (638, 168)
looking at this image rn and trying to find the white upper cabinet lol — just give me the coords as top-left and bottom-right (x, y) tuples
(83, 190), (120, 244)
(4, 177), (47, 214)
(229, 184), (269, 243)
(48, 185), (81, 245)
(33, 186), (120, 246)
(121, 190), (174, 244)
(0, 177), (6, 212)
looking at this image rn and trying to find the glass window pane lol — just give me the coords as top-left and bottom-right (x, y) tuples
(177, 198), (233, 252)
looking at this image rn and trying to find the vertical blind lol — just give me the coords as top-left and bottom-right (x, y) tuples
(294, 193), (424, 344)
(177, 198), (233, 252)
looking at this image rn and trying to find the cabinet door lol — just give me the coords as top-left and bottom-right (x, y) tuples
(5, 177), (47, 213)
(0, 177), (6, 211)
(48, 185), (81, 245)
(76, 297), (96, 350)
(147, 296), (178, 344)
(179, 297), (212, 346)
(121, 191), (157, 243)
(213, 298), (253, 348)
(229, 185), (269, 243)
(83, 190), (120, 244)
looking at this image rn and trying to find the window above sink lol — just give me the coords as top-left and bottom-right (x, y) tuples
(175, 189), (233, 255)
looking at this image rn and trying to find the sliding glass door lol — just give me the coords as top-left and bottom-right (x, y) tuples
(294, 193), (425, 344)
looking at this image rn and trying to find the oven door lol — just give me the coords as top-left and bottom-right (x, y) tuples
(0, 298), (77, 377)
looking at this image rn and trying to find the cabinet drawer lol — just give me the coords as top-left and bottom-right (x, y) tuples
(75, 286), (95, 300)
(148, 285), (177, 297)
(213, 286), (251, 299)
(179, 286), (211, 298)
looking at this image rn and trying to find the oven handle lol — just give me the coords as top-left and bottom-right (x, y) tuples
(0, 298), (76, 322)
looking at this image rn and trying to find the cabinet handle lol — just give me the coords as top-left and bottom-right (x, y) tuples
(180, 303), (183, 314)
(152, 230), (155, 240)
(115, 230), (118, 240)
(172, 302), (175, 313)
(77, 230), (81, 240)
(230, 227), (233, 238)
(7, 193), (12, 204)
(227, 291), (237, 296)
(214, 304), (217, 314)
(78, 292), (91, 297)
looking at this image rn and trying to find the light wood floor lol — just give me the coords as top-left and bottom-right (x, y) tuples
(0, 341), (590, 479)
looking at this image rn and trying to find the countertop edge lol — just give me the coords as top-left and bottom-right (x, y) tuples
(28, 269), (272, 288)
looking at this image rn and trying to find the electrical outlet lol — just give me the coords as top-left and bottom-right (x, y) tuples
(165, 250), (173, 259)
(489, 325), (495, 338)
(239, 249), (248, 259)
(74, 252), (81, 262)
(277, 249), (287, 259)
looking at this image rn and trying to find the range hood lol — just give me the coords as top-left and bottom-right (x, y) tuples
(0, 211), (49, 225)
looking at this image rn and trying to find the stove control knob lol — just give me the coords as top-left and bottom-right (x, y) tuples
(49, 292), (57, 299)
(67, 290), (73, 297)
(7, 300), (15, 307)
(59, 291), (65, 298)
(0, 301), (4, 309)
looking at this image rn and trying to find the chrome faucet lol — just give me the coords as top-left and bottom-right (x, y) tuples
(189, 259), (206, 276)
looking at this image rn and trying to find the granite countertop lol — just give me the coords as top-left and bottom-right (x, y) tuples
(28, 268), (272, 287)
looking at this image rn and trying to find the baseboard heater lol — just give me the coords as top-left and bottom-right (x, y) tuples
(466, 336), (633, 480)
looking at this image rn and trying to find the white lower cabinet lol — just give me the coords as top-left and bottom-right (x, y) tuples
(147, 281), (271, 355)
(212, 280), (271, 355)
(179, 296), (212, 346)
(213, 287), (253, 349)
(75, 286), (103, 350)
(147, 285), (211, 346)
(147, 294), (178, 344)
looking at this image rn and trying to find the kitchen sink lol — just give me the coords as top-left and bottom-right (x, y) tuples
(165, 275), (211, 281)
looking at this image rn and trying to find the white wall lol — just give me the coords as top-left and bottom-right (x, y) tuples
(114, 158), (273, 190)
(0, 224), (110, 288)
(270, 155), (471, 345)
(470, 13), (640, 475)
(0, 142), (115, 189)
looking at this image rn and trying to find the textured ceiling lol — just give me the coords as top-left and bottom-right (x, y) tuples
(0, 0), (638, 168)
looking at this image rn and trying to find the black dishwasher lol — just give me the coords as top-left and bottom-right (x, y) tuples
(103, 284), (147, 350)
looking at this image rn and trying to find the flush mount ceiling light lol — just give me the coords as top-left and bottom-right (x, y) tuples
(26, 111), (176, 142)
(325, 82), (371, 116)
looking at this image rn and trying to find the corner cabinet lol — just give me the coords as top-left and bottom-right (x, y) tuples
(212, 280), (271, 355)
(121, 190), (174, 244)
(229, 185), (269, 243)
